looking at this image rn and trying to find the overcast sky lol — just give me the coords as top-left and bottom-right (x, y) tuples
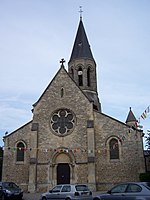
(0, 0), (150, 148)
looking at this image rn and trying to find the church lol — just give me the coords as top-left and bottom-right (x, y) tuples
(2, 17), (145, 192)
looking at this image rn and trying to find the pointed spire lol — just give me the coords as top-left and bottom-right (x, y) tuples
(126, 107), (137, 124)
(69, 18), (94, 62)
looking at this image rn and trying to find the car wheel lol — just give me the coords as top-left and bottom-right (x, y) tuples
(42, 197), (47, 200)
(93, 198), (100, 200)
(1, 195), (5, 200)
(65, 198), (71, 200)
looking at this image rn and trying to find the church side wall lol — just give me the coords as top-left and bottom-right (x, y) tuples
(94, 112), (145, 191)
(2, 122), (32, 192)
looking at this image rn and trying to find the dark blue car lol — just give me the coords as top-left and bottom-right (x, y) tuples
(0, 185), (4, 200)
(0, 182), (23, 200)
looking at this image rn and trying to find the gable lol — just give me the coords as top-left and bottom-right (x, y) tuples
(93, 110), (134, 143)
(33, 66), (91, 112)
(97, 111), (127, 125)
(94, 110), (129, 129)
(3, 120), (32, 139)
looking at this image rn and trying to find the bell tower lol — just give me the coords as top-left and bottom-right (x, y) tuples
(68, 17), (101, 111)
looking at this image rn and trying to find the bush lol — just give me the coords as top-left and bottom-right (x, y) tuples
(139, 172), (150, 181)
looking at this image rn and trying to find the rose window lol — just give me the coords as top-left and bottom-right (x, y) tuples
(50, 109), (75, 136)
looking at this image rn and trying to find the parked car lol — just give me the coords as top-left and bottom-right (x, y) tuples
(0, 186), (4, 200)
(40, 184), (92, 200)
(93, 182), (150, 200)
(0, 182), (23, 199)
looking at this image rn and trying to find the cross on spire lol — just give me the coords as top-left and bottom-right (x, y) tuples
(60, 58), (65, 67)
(79, 6), (83, 20)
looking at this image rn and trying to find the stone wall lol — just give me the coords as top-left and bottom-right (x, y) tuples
(2, 122), (32, 192)
(94, 111), (145, 191)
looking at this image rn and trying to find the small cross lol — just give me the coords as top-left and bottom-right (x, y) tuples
(79, 6), (83, 20)
(60, 58), (65, 67)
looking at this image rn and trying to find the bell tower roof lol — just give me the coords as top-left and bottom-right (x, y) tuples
(126, 107), (137, 124)
(69, 19), (95, 62)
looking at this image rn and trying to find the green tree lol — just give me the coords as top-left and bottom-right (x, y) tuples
(145, 130), (150, 151)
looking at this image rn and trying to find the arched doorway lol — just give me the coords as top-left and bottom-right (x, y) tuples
(57, 163), (70, 184)
(51, 149), (75, 185)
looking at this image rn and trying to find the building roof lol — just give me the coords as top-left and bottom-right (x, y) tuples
(126, 107), (137, 123)
(144, 150), (150, 156)
(69, 19), (94, 62)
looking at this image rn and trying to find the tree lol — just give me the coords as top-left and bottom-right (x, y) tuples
(145, 130), (150, 151)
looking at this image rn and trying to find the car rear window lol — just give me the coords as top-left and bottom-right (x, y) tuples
(143, 182), (150, 190)
(126, 184), (142, 192)
(75, 185), (89, 191)
(61, 186), (71, 192)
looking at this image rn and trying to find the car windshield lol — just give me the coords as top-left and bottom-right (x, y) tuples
(75, 185), (89, 191)
(111, 184), (127, 193)
(52, 185), (62, 192)
(2, 182), (18, 189)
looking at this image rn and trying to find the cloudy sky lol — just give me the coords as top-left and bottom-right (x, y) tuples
(0, 0), (150, 148)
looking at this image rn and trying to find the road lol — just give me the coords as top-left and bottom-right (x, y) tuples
(23, 193), (41, 200)
(23, 191), (101, 200)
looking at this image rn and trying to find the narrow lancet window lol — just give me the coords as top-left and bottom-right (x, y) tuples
(71, 68), (74, 79)
(61, 88), (64, 98)
(87, 67), (91, 87)
(78, 67), (83, 86)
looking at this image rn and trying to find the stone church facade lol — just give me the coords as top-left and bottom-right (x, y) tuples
(2, 18), (145, 192)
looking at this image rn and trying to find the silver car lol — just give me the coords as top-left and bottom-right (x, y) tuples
(40, 184), (92, 200)
(93, 182), (150, 200)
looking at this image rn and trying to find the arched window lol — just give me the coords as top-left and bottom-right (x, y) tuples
(109, 138), (119, 159)
(61, 88), (64, 98)
(87, 67), (91, 87)
(93, 104), (98, 111)
(16, 142), (25, 161)
(78, 67), (83, 86)
(71, 68), (74, 79)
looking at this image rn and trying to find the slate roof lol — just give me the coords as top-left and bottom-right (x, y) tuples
(69, 19), (94, 61)
(126, 107), (137, 123)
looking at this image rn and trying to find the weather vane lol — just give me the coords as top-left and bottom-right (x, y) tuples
(79, 6), (83, 20)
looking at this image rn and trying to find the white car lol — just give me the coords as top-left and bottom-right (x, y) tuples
(40, 184), (92, 200)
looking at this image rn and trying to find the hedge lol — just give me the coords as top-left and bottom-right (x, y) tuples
(139, 172), (150, 182)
